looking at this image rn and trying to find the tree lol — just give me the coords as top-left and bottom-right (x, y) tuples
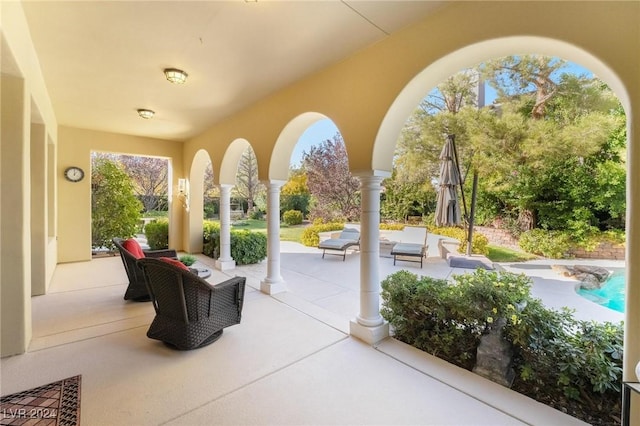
(119, 155), (168, 212)
(302, 133), (360, 221)
(390, 57), (626, 237)
(91, 157), (142, 250)
(481, 55), (566, 119)
(203, 163), (219, 219)
(281, 168), (310, 217)
(234, 147), (264, 213)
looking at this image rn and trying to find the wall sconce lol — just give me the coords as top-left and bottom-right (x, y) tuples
(177, 178), (189, 211)
(164, 68), (188, 84)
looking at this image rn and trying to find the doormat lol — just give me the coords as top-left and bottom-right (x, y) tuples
(1, 375), (81, 426)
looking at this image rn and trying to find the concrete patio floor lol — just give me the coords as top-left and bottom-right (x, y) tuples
(1, 235), (622, 425)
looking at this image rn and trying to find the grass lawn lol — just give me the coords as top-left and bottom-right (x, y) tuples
(486, 245), (537, 262)
(225, 220), (535, 261)
(230, 219), (305, 242)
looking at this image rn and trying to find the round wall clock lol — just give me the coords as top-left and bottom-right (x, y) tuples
(64, 166), (85, 182)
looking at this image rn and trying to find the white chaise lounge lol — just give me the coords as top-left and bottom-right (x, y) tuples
(318, 228), (360, 261)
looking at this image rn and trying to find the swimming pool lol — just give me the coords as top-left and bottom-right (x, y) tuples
(576, 271), (625, 313)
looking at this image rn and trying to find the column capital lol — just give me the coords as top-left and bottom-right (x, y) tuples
(261, 179), (286, 189)
(352, 169), (392, 179)
(216, 183), (234, 190)
(356, 175), (386, 191)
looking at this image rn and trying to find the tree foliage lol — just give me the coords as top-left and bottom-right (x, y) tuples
(281, 168), (310, 217)
(91, 157), (142, 250)
(302, 133), (360, 221)
(386, 55), (626, 240)
(119, 155), (168, 212)
(233, 147), (264, 213)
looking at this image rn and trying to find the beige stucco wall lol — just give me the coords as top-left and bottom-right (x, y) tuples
(1, 1), (58, 356)
(57, 126), (186, 262)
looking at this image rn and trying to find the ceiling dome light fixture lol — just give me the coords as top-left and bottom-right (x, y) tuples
(137, 109), (155, 119)
(164, 68), (188, 84)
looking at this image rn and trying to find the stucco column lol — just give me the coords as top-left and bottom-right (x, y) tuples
(1, 75), (32, 356)
(260, 180), (286, 295)
(350, 173), (389, 344)
(31, 123), (47, 296)
(624, 111), (640, 423)
(215, 184), (236, 270)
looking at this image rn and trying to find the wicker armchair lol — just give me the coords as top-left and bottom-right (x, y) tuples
(113, 237), (178, 301)
(136, 257), (246, 350)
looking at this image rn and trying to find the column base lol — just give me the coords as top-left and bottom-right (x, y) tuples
(214, 258), (236, 271)
(349, 319), (389, 345)
(260, 278), (287, 295)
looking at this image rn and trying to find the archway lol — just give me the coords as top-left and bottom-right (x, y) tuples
(373, 35), (636, 399)
(186, 149), (212, 253)
(374, 36), (630, 173)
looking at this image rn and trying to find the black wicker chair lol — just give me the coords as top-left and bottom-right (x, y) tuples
(113, 237), (178, 301)
(137, 257), (246, 350)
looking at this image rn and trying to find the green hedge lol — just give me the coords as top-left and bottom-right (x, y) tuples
(202, 220), (266, 265)
(230, 230), (267, 265)
(381, 269), (623, 425)
(518, 229), (572, 258)
(144, 219), (169, 249)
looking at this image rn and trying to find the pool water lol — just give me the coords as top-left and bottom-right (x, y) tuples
(577, 272), (625, 313)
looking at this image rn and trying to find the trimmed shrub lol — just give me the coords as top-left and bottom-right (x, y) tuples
(144, 219), (169, 249)
(203, 220), (221, 258)
(301, 221), (345, 247)
(381, 269), (623, 425)
(230, 230), (267, 265)
(283, 209), (303, 226)
(519, 228), (572, 258)
(429, 226), (489, 255)
(249, 209), (264, 220)
(202, 220), (266, 265)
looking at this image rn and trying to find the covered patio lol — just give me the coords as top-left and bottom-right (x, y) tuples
(2, 247), (595, 425)
(2, 1), (639, 424)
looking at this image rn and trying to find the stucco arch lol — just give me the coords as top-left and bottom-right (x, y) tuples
(219, 138), (253, 185)
(185, 149), (212, 252)
(269, 112), (329, 181)
(373, 36), (630, 173)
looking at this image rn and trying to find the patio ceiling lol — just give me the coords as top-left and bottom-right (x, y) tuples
(20, 1), (446, 142)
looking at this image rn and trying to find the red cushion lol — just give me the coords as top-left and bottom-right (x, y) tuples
(159, 257), (190, 271)
(122, 238), (145, 259)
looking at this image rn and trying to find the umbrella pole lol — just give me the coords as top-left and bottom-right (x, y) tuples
(466, 172), (478, 256)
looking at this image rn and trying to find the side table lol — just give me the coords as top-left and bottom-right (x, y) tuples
(622, 381), (640, 426)
(189, 267), (212, 279)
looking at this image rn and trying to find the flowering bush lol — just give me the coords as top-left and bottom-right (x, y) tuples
(300, 221), (345, 246)
(283, 209), (303, 226)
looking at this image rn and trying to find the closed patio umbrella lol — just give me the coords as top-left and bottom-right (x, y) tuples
(435, 135), (462, 227)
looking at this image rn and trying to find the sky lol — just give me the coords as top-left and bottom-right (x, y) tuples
(289, 60), (595, 167)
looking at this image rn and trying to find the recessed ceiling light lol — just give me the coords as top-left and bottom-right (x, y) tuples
(163, 68), (188, 84)
(137, 109), (155, 119)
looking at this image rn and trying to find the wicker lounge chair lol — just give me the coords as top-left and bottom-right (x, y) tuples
(318, 228), (360, 261)
(113, 237), (178, 301)
(137, 257), (246, 350)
